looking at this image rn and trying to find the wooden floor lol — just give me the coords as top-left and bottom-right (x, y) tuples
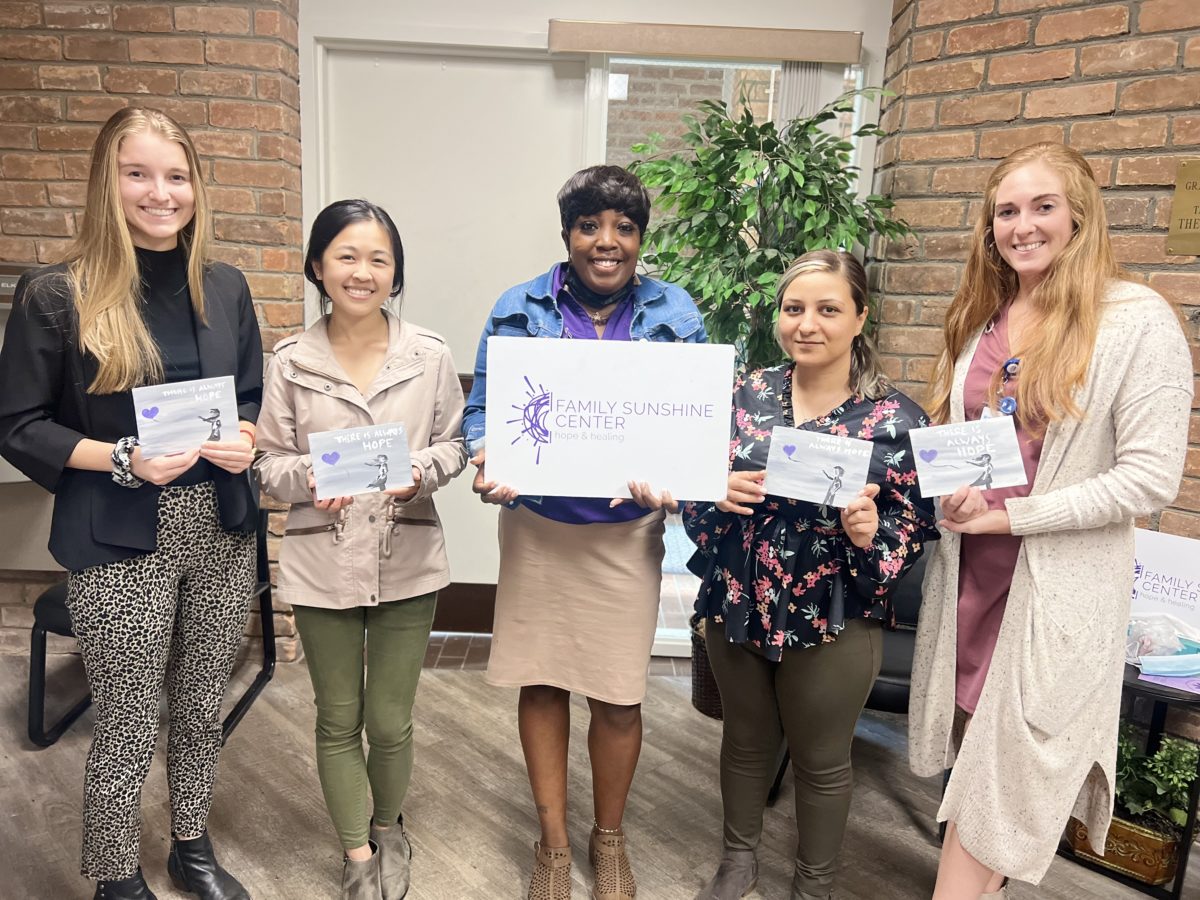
(2, 653), (1192, 899)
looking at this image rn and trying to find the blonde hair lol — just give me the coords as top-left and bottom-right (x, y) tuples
(775, 249), (892, 400)
(925, 142), (1119, 427)
(64, 107), (212, 394)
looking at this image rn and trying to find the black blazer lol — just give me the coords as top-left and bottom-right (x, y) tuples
(0, 262), (264, 572)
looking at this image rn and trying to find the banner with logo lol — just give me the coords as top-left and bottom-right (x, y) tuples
(484, 337), (734, 500)
(1131, 527), (1200, 628)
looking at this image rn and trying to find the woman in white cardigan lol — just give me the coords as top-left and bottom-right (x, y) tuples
(908, 141), (1193, 899)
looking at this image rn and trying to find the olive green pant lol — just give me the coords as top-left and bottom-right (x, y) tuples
(293, 593), (436, 850)
(705, 618), (882, 897)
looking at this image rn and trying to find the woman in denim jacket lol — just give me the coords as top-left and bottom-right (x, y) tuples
(462, 165), (704, 900)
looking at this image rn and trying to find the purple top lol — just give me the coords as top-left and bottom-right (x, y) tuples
(955, 307), (1044, 713)
(519, 264), (649, 525)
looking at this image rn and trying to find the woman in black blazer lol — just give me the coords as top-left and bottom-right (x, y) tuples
(0, 108), (262, 900)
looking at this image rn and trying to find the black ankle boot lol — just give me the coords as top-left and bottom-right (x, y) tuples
(94, 868), (158, 899)
(167, 831), (250, 900)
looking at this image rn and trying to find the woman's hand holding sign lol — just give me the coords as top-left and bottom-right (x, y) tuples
(615, 481), (678, 513)
(937, 484), (1011, 535)
(470, 450), (520, 505)
(717, 470), (767, 516)
(840, 483), (881, 549)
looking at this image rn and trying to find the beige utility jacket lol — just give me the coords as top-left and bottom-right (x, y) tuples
(255, 312), (468, 609)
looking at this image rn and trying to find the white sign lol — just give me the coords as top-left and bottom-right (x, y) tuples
(908, 415), (1027, 498)
(484, 337), (734, 500)
(1131, 528), (1200, 628)
(764, 425), (873, 508)
(132, 376), (239, 458)
(307, 423), (414, 501)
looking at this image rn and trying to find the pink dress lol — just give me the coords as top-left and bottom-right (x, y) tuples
(955, 307), (1044, 713)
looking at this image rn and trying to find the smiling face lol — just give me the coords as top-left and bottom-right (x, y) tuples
(991, 160), (1076, 292)
(565, 209), (641, 295)
(117, 130), (195, 251)
(777, 268), (867, 377)
(311, 219), (396, 321)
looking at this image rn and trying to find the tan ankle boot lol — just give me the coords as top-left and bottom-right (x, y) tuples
(589, 826), (635, 900)
(529, 841), (572, 900)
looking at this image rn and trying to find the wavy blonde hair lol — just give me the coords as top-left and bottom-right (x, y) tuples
(64, 107), (212, 394)
(775, 249), (892, 400)
(925, 142), (1119, 428)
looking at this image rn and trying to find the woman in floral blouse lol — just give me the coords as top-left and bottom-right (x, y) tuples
(686, 250), (938, 900)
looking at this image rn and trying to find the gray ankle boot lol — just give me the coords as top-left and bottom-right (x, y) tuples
(370, 817), (411, 900)
(341, 841), (383, 900)
(695, 848), (757, 900)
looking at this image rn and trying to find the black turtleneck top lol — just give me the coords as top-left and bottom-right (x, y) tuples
(136, 244), (211, 485)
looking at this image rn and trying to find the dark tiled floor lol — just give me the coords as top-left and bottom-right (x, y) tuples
(424, 632), (693, 676)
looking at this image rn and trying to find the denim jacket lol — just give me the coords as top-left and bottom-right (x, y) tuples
(462, 263), (706, 455)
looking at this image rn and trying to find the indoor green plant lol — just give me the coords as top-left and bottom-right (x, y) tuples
(1066, 723), (1199, 885)
(629, 91), (911, 369)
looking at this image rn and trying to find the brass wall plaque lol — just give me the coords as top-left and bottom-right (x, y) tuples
(1166, 159), (1200, 256)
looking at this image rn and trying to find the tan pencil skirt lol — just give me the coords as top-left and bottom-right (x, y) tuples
(485, 503), (666, 705)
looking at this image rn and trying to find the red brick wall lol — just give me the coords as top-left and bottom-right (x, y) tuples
(0, 1), (303, 658)
(873, 0), (1200, 539)
(0, 0), (304, 346)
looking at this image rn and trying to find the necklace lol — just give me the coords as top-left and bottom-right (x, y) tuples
(585, 308), (614, 326)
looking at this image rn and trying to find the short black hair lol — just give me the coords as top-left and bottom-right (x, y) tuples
(303, 199), (405, 299)
(557, 165), (650, 238)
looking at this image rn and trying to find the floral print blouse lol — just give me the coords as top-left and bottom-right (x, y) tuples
(683, 364), (939, 661)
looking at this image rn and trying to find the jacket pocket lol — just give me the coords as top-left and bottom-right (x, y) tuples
(1019, 579), (1118, 737)
(493, 314), (532, 338)
(645, 311), (704, 342)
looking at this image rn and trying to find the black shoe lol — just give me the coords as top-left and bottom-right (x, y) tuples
(167, 831), (250, 900)
(94, 868), (158, 899)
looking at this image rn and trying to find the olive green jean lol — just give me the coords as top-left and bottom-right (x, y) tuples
(293, 592), (437, 850)
(705, 617), (883, 897)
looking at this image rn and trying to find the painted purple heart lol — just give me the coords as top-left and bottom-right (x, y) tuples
(321, 452), (340, 466)
(919, 448), (939, 463)
(140, 406), (159, 419)
(782, 444), (797, 458)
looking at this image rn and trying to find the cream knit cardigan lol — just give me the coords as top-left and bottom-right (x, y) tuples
(908, 281), (1194, 883)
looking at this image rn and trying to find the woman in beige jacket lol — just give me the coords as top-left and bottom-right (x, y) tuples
(255, 200), (467, 900)
(908, 143), (1192, 898)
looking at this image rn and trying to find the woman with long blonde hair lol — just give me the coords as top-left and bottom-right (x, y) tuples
(908, 142), (1192, 898)
(0, 107), (263, 900)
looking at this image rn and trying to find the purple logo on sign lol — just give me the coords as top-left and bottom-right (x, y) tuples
(506, 376), (553, 465)
(141, 406), (159, 419)
(919, 449), (939, 463)
(321, 452), (340, 466)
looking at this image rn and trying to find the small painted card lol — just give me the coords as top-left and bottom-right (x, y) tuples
(132, 375), (240, 459)
(908, 415), (1027, 499)
(764, 425), (874, 509)
(307, 424), (414, 501)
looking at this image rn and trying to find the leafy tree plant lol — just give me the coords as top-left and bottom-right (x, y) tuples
(630, 91), (911, 369)
(1116, 723), (1200, 833)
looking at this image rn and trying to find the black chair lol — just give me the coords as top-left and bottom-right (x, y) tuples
(767, 554), (928, 804)
(28, 507), (276, 748)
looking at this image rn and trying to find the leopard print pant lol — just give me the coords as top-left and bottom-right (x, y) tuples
(67, 481), (255, 880)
